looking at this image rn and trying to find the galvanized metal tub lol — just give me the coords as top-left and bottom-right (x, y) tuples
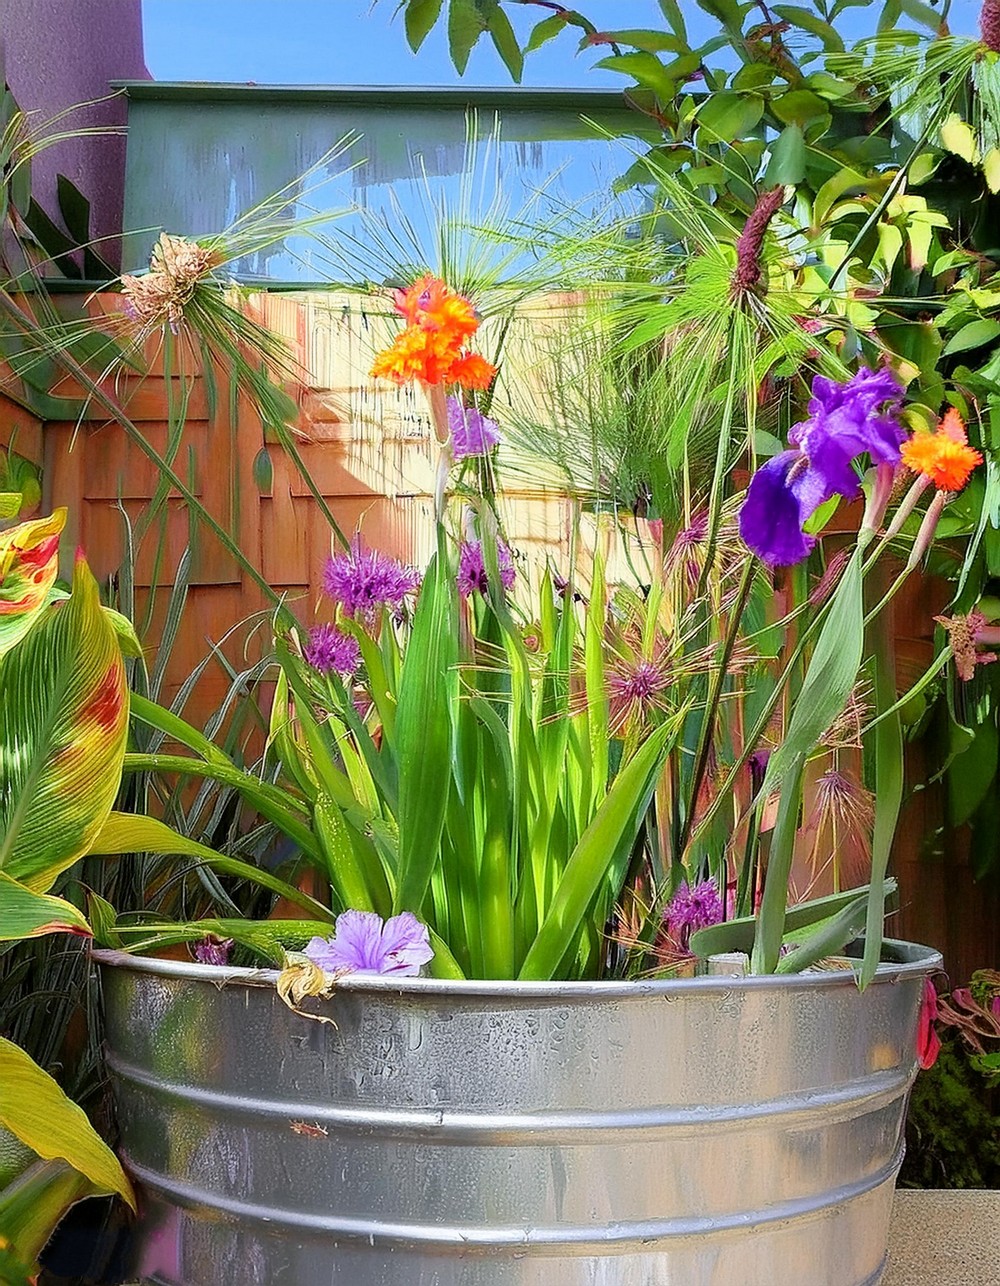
(95, 940), (940, 1286)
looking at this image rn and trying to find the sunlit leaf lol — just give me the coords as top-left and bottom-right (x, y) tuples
(0, 1038), (134, 1208)
(404, 0), (445, 51)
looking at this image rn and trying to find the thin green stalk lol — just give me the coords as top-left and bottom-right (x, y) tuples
(750, 753), (805, 974)
(678, 558), (756, 859)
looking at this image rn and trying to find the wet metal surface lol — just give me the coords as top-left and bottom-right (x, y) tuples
(95, 942), (940, 1286)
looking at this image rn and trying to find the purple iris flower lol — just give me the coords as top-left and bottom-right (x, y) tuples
(447, 396), (500, 460)
(303, 623), (360, 677)
(739, 367), (905, 566)
(304, 910), (434, 977)
(323, 539), (421, 624)
(665, 879), (724, 950)
(457, 539), (516, 597)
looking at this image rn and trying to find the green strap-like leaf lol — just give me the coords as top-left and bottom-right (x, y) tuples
(861, 616), (905, 988)
(314, 792), (391, 917)
(0, 1037), (134, 1208)
(751, 752), (806, 975)
(519, 722), (675, 981)
(121, 752), (319, 862)
(87, 812), (335, 923)
(761, 548), (864, 799)
(394, 546), (458, 915)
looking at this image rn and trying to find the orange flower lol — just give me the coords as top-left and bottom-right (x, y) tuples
(371, 326), (460, 386)
(394, 274), (479, 344)
(371, 277), (495, 389)
(900, 408), (983, 492)
(447, 351), (497, 390)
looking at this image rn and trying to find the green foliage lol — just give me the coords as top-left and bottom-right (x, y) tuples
(902, 1038), (1000, 1189)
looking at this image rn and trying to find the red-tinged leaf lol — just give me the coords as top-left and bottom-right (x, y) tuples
(0, 509), (65, 658)
(0, 554), (129, 892)
(583, 29), (687, 53)
(0, 872), (91, 941)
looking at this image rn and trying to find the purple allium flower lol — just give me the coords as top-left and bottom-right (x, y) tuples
(665, 879), (724, 950)
(457, 539), (516, 598)
(447, 395), (500, 460)
(303, 623), (360, 677)
(193, 936), (233, 966)
(739, 367), (905, 566)
(608, 658), (671, 732)
(322, 539), (420, 624)
(303, 910), (434, 977)
(664, 511), (709, 590)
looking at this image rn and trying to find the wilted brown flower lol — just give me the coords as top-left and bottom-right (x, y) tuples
(822, 683), (872, 751)
(120, 232), (221, 331)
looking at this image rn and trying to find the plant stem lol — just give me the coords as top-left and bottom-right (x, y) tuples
(679, 558), (756, 859)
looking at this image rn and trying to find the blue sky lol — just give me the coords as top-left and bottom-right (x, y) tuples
(141, 0), (979, 87)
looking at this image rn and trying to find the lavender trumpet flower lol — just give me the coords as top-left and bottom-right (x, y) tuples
(304, 910), (434, 977)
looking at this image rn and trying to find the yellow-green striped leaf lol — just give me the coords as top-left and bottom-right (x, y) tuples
(0, 1038), (134, 1208)
(0, 554), (128, 891)
(0, 509), (65, 658)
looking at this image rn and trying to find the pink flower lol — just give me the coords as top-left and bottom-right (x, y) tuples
(193, 936), (233, 966)
(664, 879), (724, 950)
(608, 658), (671, 733)
(935, 609), (1000, 682)
(917, 978), (942, 1070)
(303, 910), (434, 976)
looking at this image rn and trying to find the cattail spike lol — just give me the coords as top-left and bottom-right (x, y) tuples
(982, 0), (1000, 52)
(730, 187), (785, 301)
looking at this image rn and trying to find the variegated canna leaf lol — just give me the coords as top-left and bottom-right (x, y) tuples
(0, 552), (128, 891)
(0, 509), (66, 658)
(0, 872), (91, 941)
